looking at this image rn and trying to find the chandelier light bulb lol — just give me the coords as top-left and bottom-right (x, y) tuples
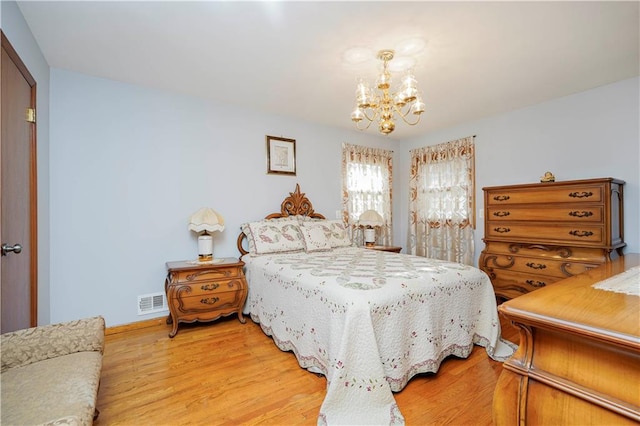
(394, 93), (407, 107)
(376, 70), (391, 90)
(412, 97), (426, 115)
(356, 79), (371, 108)
(351, 107), (365, 123)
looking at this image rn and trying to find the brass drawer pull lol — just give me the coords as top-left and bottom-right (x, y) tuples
(568, 191), (593, 199)
(200, 297), (220, 305)
(569, 230), (594, 237)
(568, 211), (593, 218)
(493, 211), (510, 217)
(201, 283), (219, 291)
(526, 262), (547, 270)
(525, 279), (547, 288)
(493, 195), (510, 202)
(494, 227), (511, 233)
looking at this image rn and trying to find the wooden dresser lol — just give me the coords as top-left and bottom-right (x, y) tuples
(494, 254), (640, 425)
(479, 178), (625, 301)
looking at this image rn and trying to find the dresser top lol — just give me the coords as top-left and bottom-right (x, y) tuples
(483, 177), (625, 191)
(499, 253), (639, 348)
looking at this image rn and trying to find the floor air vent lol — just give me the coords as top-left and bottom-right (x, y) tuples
(137, 292), (168, 315)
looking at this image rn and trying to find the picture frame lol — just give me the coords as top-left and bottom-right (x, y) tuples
(266, 135), (296, 175)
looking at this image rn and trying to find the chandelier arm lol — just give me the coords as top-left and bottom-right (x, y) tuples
(393, 103), (422, 126)
(355, 118), (374, 131)
(361, 108), (377, 123)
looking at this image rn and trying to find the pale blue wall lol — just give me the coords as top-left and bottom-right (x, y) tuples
(49, 69), (394, 326)
(1, 1), (51, 324)
(399, 77), (640, 266)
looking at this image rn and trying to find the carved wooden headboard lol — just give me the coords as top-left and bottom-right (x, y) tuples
(237, 184), (326, 255)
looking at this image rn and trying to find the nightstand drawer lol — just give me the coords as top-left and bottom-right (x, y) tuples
(169, 266), (240, 283)
(169, 278), (244, 298)
(170, 287), (246, 314)
(365, 245), (402, 253)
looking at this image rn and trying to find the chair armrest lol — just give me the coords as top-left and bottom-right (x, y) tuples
(1, 316), (105, 372)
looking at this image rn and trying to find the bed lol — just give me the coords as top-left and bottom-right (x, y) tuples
(238, 184), (515, 425)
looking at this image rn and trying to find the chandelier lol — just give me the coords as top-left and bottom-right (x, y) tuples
(351, 49), (425, 135)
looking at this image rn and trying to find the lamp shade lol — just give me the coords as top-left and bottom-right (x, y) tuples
(189, 208), (224, 262)
(358, 210), (384, 227)
(188, 208), (225, 234)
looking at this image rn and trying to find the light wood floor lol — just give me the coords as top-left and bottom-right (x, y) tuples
(95, 314), (518, 425)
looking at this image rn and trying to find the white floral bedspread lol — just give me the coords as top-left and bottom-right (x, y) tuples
(242, 247), (515, 425)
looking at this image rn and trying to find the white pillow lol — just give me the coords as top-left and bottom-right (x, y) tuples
(244, 219), (304, 255)
(326, 220), (352, 247)
(303, 220), (352, 248)
(299, 224), (332, 252)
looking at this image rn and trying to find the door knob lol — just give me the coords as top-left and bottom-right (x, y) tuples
(1, 243), (22, 256)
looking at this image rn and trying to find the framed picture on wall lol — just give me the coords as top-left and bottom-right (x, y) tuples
(266, 135), (296, 175)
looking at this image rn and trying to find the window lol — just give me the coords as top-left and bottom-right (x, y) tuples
(341, 143), (393, 246)
(408, 136), (475, 264)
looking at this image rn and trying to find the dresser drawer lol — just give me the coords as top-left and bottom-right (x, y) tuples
(486, 184), (604, 206)
(481, 253), (599, 278)
(171, 287), (245, 314)
(169, 265), (240, 283)
(487, 206), (603, 223)
(482, 242), (611, 263)
(486, 223), (603, 245)
(488, 269), (562, 298)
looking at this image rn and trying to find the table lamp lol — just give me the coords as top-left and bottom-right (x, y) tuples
(188, 207), (225, 262)
(359, 210), (384, 247)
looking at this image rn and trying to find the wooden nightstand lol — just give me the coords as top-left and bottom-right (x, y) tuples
(365, 245), (402, 253)
(164, 258), (248, 338)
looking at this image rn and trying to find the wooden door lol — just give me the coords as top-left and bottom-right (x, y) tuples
(1, 31), (38, 333)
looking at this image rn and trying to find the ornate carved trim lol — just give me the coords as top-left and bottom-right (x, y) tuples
(277, 183), (325, 218)
(484, 254), (515, 269)
(237, 184), (327, 255)
(508, 244), (572, 258)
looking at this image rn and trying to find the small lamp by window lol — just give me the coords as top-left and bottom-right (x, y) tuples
(359, 210), (384, 247)
(188, 208), (224, 262)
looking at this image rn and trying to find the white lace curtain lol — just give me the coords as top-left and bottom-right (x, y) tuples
(341, 143), (393, 246)
(407, 136), (475, 265)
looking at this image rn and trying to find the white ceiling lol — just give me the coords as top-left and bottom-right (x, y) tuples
(16, 1), (640, 140)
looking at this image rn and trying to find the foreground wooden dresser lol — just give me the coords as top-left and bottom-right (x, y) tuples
(480, 177), (625, 301)
(494, 254), (640, 425)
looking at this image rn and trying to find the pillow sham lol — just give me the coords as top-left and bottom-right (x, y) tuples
(243, 219), (304, 255)
(299, 224), (332, 252)
(326, 220), (352, 247)
(303, 219), (352, 248)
